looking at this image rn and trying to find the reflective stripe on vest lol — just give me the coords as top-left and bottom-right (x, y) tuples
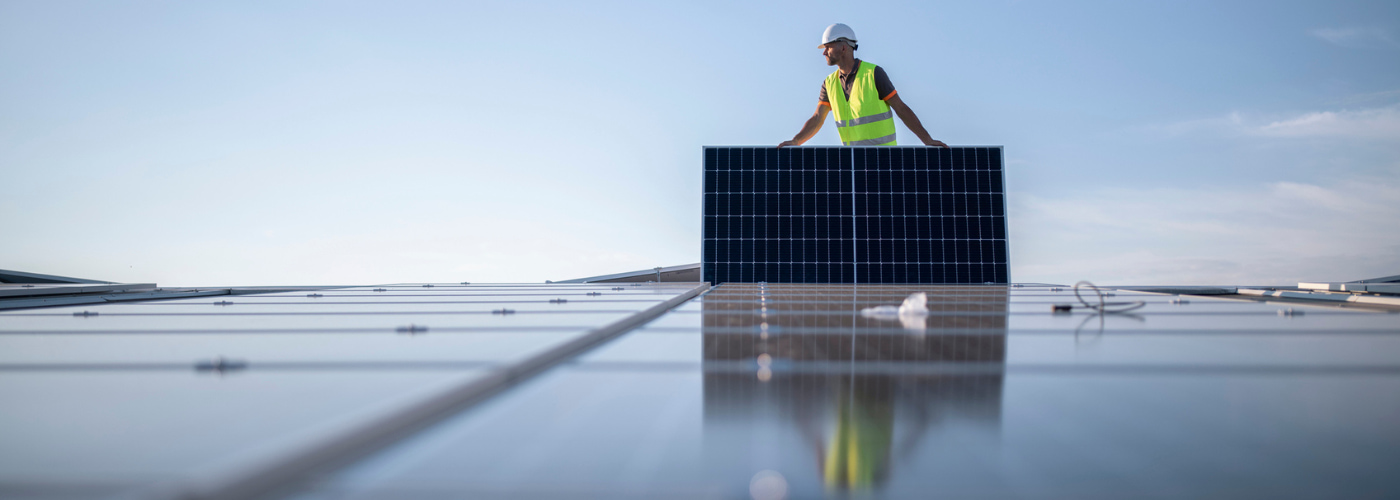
(825, 61), (897, 146)
(846, 133), (898, 146)
(834, 110), (893, 128)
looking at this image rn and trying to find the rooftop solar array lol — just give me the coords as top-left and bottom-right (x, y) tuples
(287, 284), (1400, 498)
(4, 282), (1400, 497)
(0, 283), (705, 500)
(702, 146), (1008, 285)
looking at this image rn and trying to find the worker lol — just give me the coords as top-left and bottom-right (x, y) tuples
(779, 23), (948, 148)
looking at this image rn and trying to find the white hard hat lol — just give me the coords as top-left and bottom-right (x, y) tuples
(819, 23), (857, 48)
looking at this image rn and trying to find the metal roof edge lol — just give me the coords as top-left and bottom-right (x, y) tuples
(1352, 274), (1400, 284)
(0, 268), (114, 284)
(554, 263), (701, 284)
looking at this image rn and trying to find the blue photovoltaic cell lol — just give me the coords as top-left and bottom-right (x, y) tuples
(702, 146), (1008, 284)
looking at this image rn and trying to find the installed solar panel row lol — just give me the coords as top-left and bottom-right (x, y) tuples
(702, 146), (1008, 284)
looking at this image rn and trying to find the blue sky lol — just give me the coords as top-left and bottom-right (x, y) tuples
(2, 0), (1397, 286)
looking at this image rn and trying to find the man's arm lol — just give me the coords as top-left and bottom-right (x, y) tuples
(886, 94), (948, 148)
(778, 104), (831, 148)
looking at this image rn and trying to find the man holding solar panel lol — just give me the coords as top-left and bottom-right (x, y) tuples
(779, 23), (948, 148)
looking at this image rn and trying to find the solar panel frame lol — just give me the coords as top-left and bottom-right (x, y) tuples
(703, 146), (1009, 285)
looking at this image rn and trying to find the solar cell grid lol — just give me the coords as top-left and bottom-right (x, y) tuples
(703, 146), (1008, 284)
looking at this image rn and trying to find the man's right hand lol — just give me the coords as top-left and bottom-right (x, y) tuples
(777, 140), (800, 148)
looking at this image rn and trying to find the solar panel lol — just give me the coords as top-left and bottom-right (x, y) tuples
(702, 146), (1008, 284)
(0, 283), (707, 498)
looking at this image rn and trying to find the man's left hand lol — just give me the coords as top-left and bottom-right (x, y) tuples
(923, 139), (949, 148)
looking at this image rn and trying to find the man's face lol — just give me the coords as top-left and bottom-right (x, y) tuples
(822, 42), (845, 66)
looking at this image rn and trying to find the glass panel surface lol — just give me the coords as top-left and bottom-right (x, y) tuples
(0, 311), (640, 332)
(0, 283), (700, 499)
(577, 332), (703, 364)
(294, 369), (1400, 499)
(0, 370), (487, 487)
(0, 332), (585, 365)
(289, 283), (1400, 499)
(53, 300), (670, 313)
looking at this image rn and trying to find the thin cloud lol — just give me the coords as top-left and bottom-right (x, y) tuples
(1269, 182), (1354, 213)
(1155, 105), (1400, 141)
(1309, 27), (1399, 49)
(1255, 105), (1400, 139)
(1012, 177), (1400, 285)
(1151, 111), (1243, 137)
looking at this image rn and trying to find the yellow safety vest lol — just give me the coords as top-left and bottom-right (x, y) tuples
(825, 61), (897, 146)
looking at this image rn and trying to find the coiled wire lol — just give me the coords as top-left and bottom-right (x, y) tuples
(1072, 281), (1146, 313)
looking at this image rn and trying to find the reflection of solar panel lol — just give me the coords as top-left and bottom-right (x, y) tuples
(702, 146), (1008, 284)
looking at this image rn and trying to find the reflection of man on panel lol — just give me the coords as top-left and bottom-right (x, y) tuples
(780, 23), (948, 148)
(700, 287), (1008, 490)
(825, 376), (894, 489)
